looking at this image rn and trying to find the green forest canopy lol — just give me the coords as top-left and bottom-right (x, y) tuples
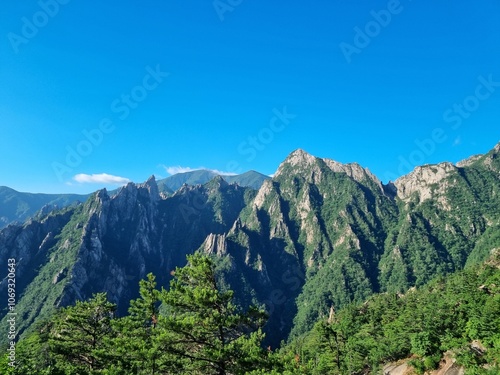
(2, 251), (499, 375)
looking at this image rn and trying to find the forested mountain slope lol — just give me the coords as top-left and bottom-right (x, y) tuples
(1, 142), (500, 348)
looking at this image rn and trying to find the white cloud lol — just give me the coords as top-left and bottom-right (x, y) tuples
(453, 136), (462, 146)
(209, 169), (238, 176)
(162, 165), (237, 176)
(73, 173), (131, 185)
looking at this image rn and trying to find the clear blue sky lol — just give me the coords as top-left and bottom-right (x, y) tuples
(1, 1), (499, 193)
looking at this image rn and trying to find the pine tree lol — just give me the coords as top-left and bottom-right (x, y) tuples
(110, 273), (180, 374)
(49, 293), (116, 374)
(9, 320), (57, 375)
(160, 253), (268, 375)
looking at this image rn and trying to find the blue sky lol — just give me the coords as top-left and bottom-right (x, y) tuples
(1, 1), (499, 194)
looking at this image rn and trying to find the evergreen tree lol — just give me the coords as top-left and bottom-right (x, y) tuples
(49, 293), (116, 374)
(10, 320), (58, 375)
(160, 253), (268, 375)
(109, 273), (180, 374)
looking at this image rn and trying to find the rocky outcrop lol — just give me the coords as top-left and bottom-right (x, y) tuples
(394, 142), (499, 204)
(394, 162), (456, 202)
(383, 362), (411, 375)
(0, 208), (74, 284)
(274, 149), (318, 178)
(456, 155), (482, 168)
(202, 233), (228, 256)
(383, 355), (464, 375)
(275, 149), (384, 189)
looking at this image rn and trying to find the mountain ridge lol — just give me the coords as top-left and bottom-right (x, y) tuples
(2, 141), (497, 230)
(0, 170), (270, 229)
(0, 187), (89, 229)
(1, 141), (500, 348)
(157, 169), (270, 192)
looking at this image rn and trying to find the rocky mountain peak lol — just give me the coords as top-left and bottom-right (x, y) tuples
(95, 188), (109, 200)
(394, 141), (500, 203)
(274, 149), (384, 192)
(85, 189), (110, 216)
(206, 175), (229, 189)
(145, 174), (156, 184)
(139, 175), (160, 201)
(274, 149), (318, 177)
(394, 162), (456, 202)
(114, 176), (160, 202)
(322, 159), (383, 188)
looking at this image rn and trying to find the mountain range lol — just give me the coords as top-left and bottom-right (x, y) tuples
(157, 169), (270, 193)
(0, 187), (88, 230)
(0, 170), (270, 229)
(1, 143), (500, 348)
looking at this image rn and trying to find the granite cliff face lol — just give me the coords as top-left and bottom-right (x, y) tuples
(0, 175), (252, 338)
(1, 142), (500, 347)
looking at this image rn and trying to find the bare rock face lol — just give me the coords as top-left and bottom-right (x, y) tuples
(60, 179), (166, 308)
(383, 355), (464, 375)
(140, 175), (160, 201)
(393, 141), (500, 208)
(274, 149), (318, 177)
(275, 149), (384, 189)
(323, 159), (383, 190)
(202, 233), (228, 256)
(456, 154), (483, 168)
(254, 179), (274, 209)
(383, 362), (411, 375)
(394, 162), (456, 203)
(0, 209), (74, 283)
(494, 141), (500, 154)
